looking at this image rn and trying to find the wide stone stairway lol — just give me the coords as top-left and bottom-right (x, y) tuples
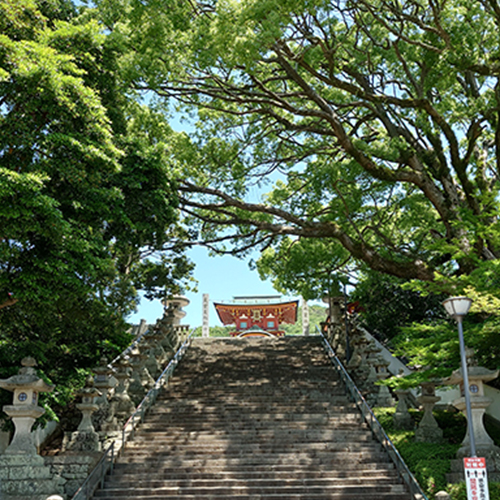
(94, 336), (412, 499)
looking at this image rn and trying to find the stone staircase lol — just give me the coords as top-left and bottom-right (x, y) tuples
(93, 336), (412, 499)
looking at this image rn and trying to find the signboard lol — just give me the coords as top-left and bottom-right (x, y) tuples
(464, 457), (489, 500)
(302, 298), (310, 336)
(202, 294), (210, 338)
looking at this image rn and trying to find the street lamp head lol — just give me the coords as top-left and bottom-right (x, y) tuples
(442, 296), (472, 320)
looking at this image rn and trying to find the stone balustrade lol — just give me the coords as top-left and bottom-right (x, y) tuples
(0, 296), (191, 500)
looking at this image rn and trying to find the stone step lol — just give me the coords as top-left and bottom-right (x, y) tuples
(94, 483), (408, 497)
(112, 461), (396, 475)
(108, 468), (399, 481)
(143, 413), (363, 424)
(95, 494), (411, 500)
(150, 396), (359, 408)
(149, 407), (360, 416)
(138, 421), (368, 432)
(116, 450), (391, 466)
(122, 442), (381, 454)
(103, 477), (401, 489)
(161, 387), (348, 397)
(131, 427), (372, 440)
(128, 431), (375, 445)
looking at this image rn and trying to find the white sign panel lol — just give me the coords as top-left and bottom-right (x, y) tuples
(302, 298), (310, 336)
(202, 293), (210, 338)
(464, 457), (489, 500)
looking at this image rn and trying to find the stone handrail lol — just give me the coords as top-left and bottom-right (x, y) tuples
(71, 328), (195, 500)
(319, 329), (429, 500)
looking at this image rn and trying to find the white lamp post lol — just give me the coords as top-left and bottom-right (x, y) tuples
(442, 296), (476, 457)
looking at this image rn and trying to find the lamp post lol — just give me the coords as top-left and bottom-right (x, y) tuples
(442, 296), (476, 457)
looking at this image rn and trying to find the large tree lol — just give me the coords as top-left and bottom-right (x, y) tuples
(113, 0), (500, 300)
(0, 0), (193, 392)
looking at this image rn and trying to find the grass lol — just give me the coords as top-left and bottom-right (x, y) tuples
(373, 407), (500, 500)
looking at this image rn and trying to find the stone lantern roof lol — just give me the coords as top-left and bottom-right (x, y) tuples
(0, 357), (54, 394)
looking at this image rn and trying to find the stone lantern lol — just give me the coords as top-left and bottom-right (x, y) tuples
(76, 376), (102, 432)
(0, 357), (54, 455)
(445, 352), (499, 458)
(415, 381), (443, 443)
(93, 357), (115, 406)
(162, 295), (190, 326)
(64, 376), (102, 452)
(374, 355), (394, 407)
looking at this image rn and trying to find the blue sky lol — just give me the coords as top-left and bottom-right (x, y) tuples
(127, 246), (293, 328)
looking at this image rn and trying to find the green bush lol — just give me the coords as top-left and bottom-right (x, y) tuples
(373, 407), (500, 499)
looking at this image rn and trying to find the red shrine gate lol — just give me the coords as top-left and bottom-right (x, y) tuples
(214, 296), (298, 337)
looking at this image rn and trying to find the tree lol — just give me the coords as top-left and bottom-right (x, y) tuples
(114, 0), (500, 297)
(102, 0), (500, 382)
(0, 0), (193, 396)
(350, 270), (447, 342)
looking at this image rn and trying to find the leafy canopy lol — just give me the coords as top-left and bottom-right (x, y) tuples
(0, 0), (193, 399)
(105, 0), (500, 379)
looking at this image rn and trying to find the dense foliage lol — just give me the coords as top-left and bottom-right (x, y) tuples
(0, 0), (193, 402)
(104, 0), (500, 380)
(351, 271), (447, 342)
(112, 0), (500, 290)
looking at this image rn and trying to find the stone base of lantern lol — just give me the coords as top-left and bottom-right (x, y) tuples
(376, 385), (394, 408)
(453, 396), (500, 459)
(0, 454), (64, 500)
(393, 411), (414, 431)
(62, 430), (101, 452)
(393, 390), (414, 431)
(415, 424), (443, 443)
